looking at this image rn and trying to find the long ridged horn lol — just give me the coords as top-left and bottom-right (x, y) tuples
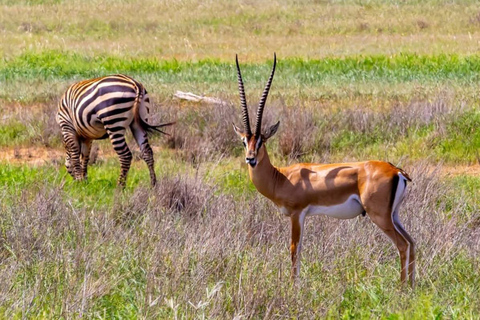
(236, 54), (252, 136)
(255, 53), (276, 137)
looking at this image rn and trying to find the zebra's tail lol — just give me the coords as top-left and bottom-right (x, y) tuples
(133, 86), (175, 136)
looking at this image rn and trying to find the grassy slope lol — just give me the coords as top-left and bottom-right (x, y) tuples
(1, 0), (480, 318)
(1, 0), (480, 60)
(1, 52), (480, 109)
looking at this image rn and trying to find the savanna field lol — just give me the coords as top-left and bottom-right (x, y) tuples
(1, 0), (480, 318)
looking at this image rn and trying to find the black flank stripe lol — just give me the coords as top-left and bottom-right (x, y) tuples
(93, 97), (135, 114)
(75, 82), (107, 128)
(87, 100), (133, 125)
(85, 113), (94, 128)
(76, 82), (98, 102)
(98, 106), (133, 119)
(78, 83), (134, 126)
(97, 84), (135, 95)
(103, 117), (128, 126)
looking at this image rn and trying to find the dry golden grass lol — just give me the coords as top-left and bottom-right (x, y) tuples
(0, 160), (479, 318)
(1, 0), (480, 60)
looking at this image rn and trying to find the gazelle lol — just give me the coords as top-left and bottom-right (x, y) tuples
(233, 54), (415, 287)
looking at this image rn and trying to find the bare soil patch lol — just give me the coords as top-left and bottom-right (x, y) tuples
(2, 146), (480, 178)
(441, 164), (480, 176)
(0, 145), (166, 166)
(0, 147), (64, 166)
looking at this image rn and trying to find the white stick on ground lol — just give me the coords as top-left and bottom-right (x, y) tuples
(174, 91), (226, 104)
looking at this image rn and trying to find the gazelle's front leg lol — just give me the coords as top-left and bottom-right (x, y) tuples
(290, 210), (307, 279)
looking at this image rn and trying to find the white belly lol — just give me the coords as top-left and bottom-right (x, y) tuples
(305, 194), (364, 219)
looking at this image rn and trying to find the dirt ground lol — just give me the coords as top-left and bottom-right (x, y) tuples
(2, 146), (479, 177)
(441, 163), (480, 176)
(0, 147), (64, 166)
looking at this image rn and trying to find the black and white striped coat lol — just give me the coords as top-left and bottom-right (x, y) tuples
(56, 74), (172, 186)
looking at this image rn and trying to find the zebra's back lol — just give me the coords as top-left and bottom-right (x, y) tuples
(58, 74), (149, 139)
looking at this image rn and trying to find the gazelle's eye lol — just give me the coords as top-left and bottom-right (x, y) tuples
(242, 137), (247, 148)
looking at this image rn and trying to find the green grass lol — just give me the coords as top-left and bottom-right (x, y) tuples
(2, 50), (480, 103)
(0, 122), (29, 146)
(3, 51), (480, 83)
(448, 175), (480, 214)
(435, 111), (480, 163)
(0, 161), (153, 209)
(0, 153), (254, 209)
(326, 109), (480, 163)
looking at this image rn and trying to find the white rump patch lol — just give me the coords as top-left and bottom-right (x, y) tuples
(391, 172), (410, 269)
(392, 173), (408, 214)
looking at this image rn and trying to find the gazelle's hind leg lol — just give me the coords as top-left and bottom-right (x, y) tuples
(368, 211), (411, 285)
(107, 129), (132, 187)
(390, 176), (415, 287)
(393, 210), (416, 287)
(130, 122), (156, 186)
(363, 173), (415, 287)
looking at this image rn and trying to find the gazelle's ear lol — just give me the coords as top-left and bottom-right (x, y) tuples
(233, 123), (246, 138)
(263, 121), (280, 140)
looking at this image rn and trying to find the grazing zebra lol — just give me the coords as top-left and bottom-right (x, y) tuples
(56, 74), (173, 187)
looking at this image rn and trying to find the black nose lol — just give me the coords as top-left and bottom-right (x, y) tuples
(245, 157), (257, 167)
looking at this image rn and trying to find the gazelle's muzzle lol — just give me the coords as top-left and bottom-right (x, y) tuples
(246, 157), (257, 167)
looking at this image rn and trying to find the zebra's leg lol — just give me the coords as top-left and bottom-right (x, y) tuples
(62, 130), (82, 180)
(107, 130), (132, 187)
(130, 123), (156, 187)
(80, 139), (93, 180)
